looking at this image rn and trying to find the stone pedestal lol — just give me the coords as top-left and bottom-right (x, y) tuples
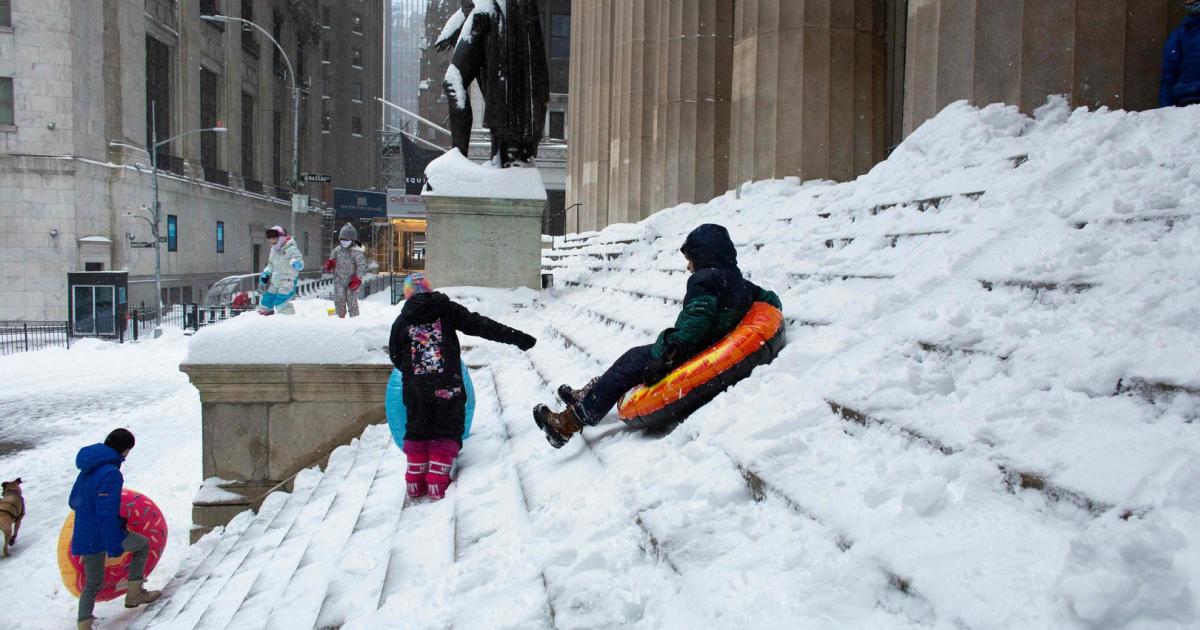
(180, 362), (391, 541)
(423, 195), (546, 290)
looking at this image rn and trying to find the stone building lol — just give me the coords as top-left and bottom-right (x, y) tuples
(0, 0), (382, 321)
(566, 0), (1191, 233)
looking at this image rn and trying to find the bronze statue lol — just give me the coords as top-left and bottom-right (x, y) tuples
(436, 0), (550, 167)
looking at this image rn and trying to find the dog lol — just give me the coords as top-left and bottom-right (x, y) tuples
(0, 478), (25, 557)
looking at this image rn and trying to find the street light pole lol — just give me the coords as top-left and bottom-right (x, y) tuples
(202, 14), (301, 235)
(145, 100), (226, 337)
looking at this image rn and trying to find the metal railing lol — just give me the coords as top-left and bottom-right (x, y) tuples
(0, 321), (71, 356)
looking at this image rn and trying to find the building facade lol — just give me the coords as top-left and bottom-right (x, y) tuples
(566, 0), (1190, 233)
(0, 0), (383, 321)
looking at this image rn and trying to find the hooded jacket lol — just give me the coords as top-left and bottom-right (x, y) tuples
(1162, 15), (1200, 106)
(652, 224), (782, 362)
(388, 291), (536, 440)
(263, 235), (305, 294)
(331, 224), (367, 286)
(68, 444), (127, 557)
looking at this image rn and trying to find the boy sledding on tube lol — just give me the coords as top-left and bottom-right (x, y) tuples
(533, 224), (782, 448)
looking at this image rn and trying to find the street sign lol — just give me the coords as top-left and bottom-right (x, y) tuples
(301, 173), (332, 183)
(292, 194), (310, 214)
(130, 241), (156, 249)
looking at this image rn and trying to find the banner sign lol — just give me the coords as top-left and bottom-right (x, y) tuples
(387, 189), (426, 218)
(401, 134), (443, 194)
(333, 188), (387, 219)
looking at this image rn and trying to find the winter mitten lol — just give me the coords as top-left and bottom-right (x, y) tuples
(290, 259), (304, 272)
(259, 271), (271, 286)
(641, 356), (671, 387)
(348, 275), (362, 291)
(515, 333), (537, 351)
(323, 258), (336, 273)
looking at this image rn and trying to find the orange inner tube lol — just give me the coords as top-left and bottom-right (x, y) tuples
(619, 302), (784, 421)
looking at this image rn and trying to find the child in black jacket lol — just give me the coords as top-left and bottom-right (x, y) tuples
(388, 274), (537, 500)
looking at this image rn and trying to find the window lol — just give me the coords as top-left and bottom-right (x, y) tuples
(199, 68), (219, 168)
(84, 262), (104, 272)
(351, 14), (363, 34)
(145, 38), (171, 147)
(167, 215), (178, 252)
(0, 77), (12, 126)
(216, 221), (225, 253)
(241, 92), (255, 177)
(351, 82), (362, 102)
(201, 0), (222, 29)
(0, 0), (11, 28)
(241, 0), (259, 56)
(351, 48), (363, 68)
(296, 37), (307, 83)
(322, 42), (332, 64)
(321, 6), (331, 28)
(549, 110), (565, 139)
(352, 116), (363, 136)
(550, 14), (570, 58)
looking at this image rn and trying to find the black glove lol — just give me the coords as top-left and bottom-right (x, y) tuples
(642, 356), (671, 387)
(516, 333), (537, 351)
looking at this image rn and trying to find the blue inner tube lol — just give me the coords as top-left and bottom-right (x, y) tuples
(386, 362), (476, 446)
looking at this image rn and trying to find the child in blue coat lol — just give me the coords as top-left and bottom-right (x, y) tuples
(1161, 1), (1200, 107)
(69, 429), (161, 628)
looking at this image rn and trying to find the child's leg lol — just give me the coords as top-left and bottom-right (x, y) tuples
(334, 284), (347, 317)
(426, 439), (461, 500)
(78, 551), (106, 622)
(402, 440), (430, 499)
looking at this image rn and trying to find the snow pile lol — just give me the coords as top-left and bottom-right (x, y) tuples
(423, 149), (547, 199)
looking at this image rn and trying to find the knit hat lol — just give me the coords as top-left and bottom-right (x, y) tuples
(403, 273), (433, 299)
(265, 225), (287, 239)
(104, 428), (135, 454)
(338, 223), (358, 242)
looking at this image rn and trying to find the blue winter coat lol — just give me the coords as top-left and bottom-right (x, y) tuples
(68, 444), (127, 557)
(1161, 15), (1200, 107)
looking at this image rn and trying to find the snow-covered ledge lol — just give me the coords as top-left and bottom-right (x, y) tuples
(181, 314), (392, 540)
(422, 150), (546, 289)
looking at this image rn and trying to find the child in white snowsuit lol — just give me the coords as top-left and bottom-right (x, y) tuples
(387, 274), (537, 500)
(258, 225), (305, 315)
(323, 223), (368, 318)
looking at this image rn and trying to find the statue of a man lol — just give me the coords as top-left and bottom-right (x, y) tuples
(435, 0), (550, 167)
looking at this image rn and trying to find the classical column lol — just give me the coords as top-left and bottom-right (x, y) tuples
(606, 0), (660, 224)
(651, 0), (735, 213)
(903, 0), (1187, 136)
(730, 0), (886, 186)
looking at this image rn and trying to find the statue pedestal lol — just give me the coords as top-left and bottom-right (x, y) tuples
(423, 195), (545, 289)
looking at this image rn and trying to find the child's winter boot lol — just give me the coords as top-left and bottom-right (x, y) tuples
(556, 378), (597, 407)
(533, 404), (583, 448)
(426, 440), (461, 501)
(403, 440), (430, 499)
(124, 579), (162, 607)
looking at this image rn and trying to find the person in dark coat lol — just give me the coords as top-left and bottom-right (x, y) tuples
(69, 428), (161, 629)
(1161, 1), (1200, 107)
(534, 224), (782, 448)
(388, 273), (537, 500)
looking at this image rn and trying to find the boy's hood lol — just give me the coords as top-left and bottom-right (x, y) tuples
(76, 443), (123, 474)
(680, 224), (738, 271)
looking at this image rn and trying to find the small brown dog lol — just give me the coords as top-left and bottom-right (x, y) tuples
(0, 478), (25, 557)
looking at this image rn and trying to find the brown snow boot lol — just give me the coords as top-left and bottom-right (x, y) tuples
(533, 404), (583, 449)
(124, 579), (162, 608)
(556, 378), (597, 407)
(78, 618), (94, 630)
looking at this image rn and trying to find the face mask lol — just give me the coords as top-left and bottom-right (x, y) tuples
(340, 240), (352, 248)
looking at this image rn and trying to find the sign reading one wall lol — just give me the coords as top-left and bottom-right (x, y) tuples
(333, 188), (387, 220)
(387, 189), (426, 218)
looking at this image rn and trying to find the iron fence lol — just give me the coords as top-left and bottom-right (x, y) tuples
(0, 321), (70, 356)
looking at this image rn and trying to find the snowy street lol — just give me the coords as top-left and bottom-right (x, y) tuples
(2, 101), (1199, 629)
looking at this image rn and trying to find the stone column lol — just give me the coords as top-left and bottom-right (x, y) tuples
(575, 0), (615, 232)
(903, 0), (1187, 136)
(729, 0), (886, 186)
(651, 0), (735, 213)
(607, 0), (660, 224)
(565, 0), (584, 233)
